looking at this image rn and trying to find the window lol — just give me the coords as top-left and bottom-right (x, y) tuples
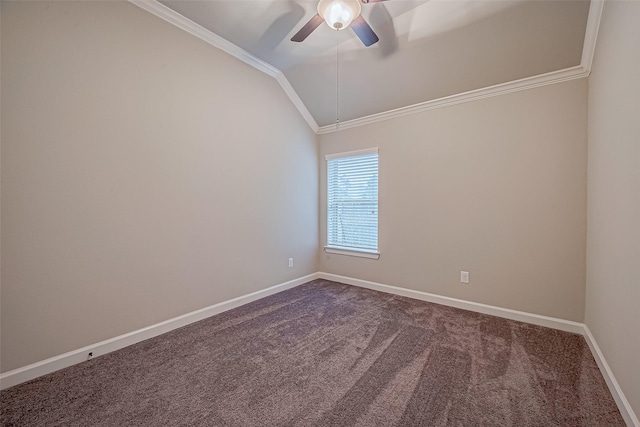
(325, 148), (379, 259)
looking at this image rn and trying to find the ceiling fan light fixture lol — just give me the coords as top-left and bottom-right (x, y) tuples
(318, 0), (362, 30)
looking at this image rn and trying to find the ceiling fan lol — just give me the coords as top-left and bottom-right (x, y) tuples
(291, 0), (386, 47)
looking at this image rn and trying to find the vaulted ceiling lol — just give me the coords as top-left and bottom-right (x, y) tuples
(135, 0), (598, 133)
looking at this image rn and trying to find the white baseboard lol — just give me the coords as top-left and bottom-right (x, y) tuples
(3, 271), (637, 427)
(318, 272), (638, 426)
(0, 272), (320, 390)
(582, 326), (640, 427)
(318, 272), (585, 334)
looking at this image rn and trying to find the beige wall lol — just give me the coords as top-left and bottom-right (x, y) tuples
(4, 5), (635, 413)
(586, 0), (640, 419)
(0, 1), (318, 372)
(319, 79), (588, 322)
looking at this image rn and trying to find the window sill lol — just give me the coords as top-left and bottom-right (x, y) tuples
(324, 246), (380, 260)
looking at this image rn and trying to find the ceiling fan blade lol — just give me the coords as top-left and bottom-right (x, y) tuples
(291, 14), (324, 42)
(351, 15), (379, 47)
(369, 2), (397, 57)
(360, 0), (389, 3)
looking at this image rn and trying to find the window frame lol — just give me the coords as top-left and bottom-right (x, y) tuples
(324, 148), (380, 260)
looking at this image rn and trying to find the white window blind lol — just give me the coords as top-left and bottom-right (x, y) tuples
(326, 148), (378, 253)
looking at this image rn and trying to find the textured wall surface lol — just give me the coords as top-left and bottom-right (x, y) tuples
(1, 1), (318, 372)
(319, 79), (588, 322)
(586, 0), (640, 420)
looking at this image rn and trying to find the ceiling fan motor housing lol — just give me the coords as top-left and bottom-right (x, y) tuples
(318, 0), (362, 30)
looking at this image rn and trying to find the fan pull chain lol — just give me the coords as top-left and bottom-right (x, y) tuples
(336, 28), (340, 130)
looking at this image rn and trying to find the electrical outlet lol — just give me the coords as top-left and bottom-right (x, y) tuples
(288, 258), (294, 268)
(460, 271), (470, 284)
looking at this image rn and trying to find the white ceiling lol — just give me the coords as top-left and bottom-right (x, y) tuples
(157, 0), (591, 128)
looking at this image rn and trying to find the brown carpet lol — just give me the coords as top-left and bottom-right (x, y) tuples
(0, 279), (625, 426)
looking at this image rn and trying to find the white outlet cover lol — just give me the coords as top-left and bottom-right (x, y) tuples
(460, 271), (470, 283)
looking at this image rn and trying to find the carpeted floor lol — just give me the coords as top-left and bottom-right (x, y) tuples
(0, 279), (625, 426)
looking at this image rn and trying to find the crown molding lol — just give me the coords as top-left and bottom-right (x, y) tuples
(131, 0), (603, 136)
(129, 0), (279, 77)
(316, 65), (589, 134)
(128, 0), (319, 132)
(581, 0), (605, 75)
(317, 0), (604, 134)
(275, 73), (320, 133)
